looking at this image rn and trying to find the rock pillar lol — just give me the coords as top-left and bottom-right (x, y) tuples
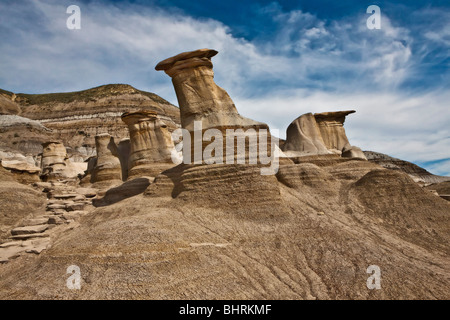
(91, 133), (122, 183)
(121, 111), (175, 179)
(155, 48), (274, 165)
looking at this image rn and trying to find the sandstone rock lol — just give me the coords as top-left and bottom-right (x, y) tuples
(1, 161), (38, 174)
(156, 49), (275, 166)
(283, 110), (367, 160)
(156, 49), (265, 131)
(48, 216), (64, 225)
(21, 218), (49, 226)
(66, 202), (85, 212)
(0, 169), (46, 240)
(0, 159), (41, 184)
(0, 241), (22, 248)
(15, 84), (180, 159)
(282, 113), (330, 156)
(9, 233), (49, 240)
(40, 141), (85, 181)
(75, 187), (97, 198)
(11, 225), (48, 236)
(91, 133), (122, 183)
(62, 211), (83, 220)
(121, 111), (176, 178)
(314, 110), (355, 153)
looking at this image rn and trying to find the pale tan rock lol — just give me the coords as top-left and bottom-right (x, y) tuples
(91, 133), (122, 183)
(11, 225), (48, 236)
(121, 111), (176, 179)
(156, 49), (274, 165)
(40, 141), (85, 181)
(314, 110), (355, 153)
(282, 113), (331, 156)
(156, 49), (266, 132)
(283, 110), (367, 160)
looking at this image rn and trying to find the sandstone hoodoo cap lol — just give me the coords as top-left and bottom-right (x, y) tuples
(155, 48), (218, 71)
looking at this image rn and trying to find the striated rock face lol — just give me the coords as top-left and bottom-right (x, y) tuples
(314, 111), (353, 152)
(364, 151), (450, 184)
(0, 166), (46, 241)
(91, 134), (122, 184)
(121, 111), (176, 179)
(14, 84), (180, 160)
(283, 110), (366, 160)
(283, 113), (330, 155)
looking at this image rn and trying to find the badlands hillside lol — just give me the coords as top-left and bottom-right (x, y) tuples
(0, 49), (448, 300)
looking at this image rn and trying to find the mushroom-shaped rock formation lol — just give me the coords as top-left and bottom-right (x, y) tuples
(282, 110), (366, 160)
(155, 49), (275, 166)
(155, 48), (265, 131)
(91, 133), (122, 184)
(283, 113), (330, 156)
(121, 111), (176, 179)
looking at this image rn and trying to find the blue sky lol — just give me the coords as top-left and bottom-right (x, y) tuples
(0, 0), (449, 175)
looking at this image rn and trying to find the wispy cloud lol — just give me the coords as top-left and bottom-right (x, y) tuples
(0, 0), (448, 175)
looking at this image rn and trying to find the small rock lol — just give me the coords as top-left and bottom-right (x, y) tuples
(63, 212), (81, 220)
(0, 241), (22, 248)
(47, 204), (66, 210)
(10, 233), (50, 240)
(75, 188), (97, 198)
(66, 203), (85, 211)
(48, 216), (64, 225)
(11, 225), (48, 235)
(73, 195), (86, 202)
(22, 218), (49, 226)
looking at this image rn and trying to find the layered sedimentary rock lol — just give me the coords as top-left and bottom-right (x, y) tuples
(364, 151), (450, 184)
(282, 110), (366, 160)
(90, 134), (122, 184)
(283, 113), (330, 155)
(155, 49), (273, 166)
(40, 141), (85, 181)
(121, 111), (176, 179)
(0, 159), (41, 184)
(13, 84), (180, 160)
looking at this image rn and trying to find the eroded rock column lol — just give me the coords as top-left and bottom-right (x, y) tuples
(155, 48), (273, 165)
(41, 141), (71, 181)
(91, 133), (122, 183)
(121, 111), (175, 179)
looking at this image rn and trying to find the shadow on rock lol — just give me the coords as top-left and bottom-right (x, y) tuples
(93, 177), (151, 207)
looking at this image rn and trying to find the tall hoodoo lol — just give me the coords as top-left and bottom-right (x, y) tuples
(155, 48), (274, 165)
(121, 111), (176, 179)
